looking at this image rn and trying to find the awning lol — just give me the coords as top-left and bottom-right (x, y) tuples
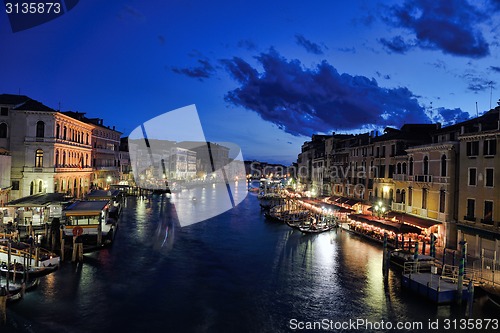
(386, 212), (440, 230)
(350, 214), (421, 234)
(328, 196), (361, 207)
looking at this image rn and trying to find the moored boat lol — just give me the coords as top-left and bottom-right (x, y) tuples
(298, 224), (335, 234)
(1, 262), (58, 278)
(389, 249), (436, 271)
(0, 239), (60, 268)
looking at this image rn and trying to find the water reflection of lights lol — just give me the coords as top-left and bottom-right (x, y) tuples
(42, 269), (56, 299)
(274, 230), (339, 289)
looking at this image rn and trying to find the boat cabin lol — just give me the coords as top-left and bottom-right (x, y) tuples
(62, 200), (112, 236)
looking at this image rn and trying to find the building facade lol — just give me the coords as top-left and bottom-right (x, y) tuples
(0, 95), (94, 200)
(456, 108), (500, 258)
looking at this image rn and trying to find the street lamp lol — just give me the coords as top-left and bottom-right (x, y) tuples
(374, 201), (386, 218)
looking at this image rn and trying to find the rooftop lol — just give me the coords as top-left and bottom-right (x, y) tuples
(6, 193), (68, 207)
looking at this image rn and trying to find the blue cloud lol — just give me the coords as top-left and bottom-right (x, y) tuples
(382, 0), (490, 58)
(221, 49), (467, 137)
(237, 39), (258, 51)
(171, 59), (216, 81)
(295, 34), (325, 55)
(379, 36), (415, 54)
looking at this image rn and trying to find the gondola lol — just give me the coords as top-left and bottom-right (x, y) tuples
(1, 262), (58, 278)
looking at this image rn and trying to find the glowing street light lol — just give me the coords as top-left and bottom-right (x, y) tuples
(374, 201), (386, 218)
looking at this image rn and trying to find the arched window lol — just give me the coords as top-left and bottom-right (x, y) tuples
(423, 156), (429, 175)
(55, 150), (59, 166)
(402, 162), (407, 174)
(62, 151), (66, 166)
(36, 121), (45, 138)
(86, 133), (89, 145)
(409, 158), (414, 176)
(401, 189), (406, 204)
(396, 163), (402, 174)
(63, 126), (67, 140)
(441, 154), (447, 177)
(39, 180), (43, 193)
(35, 149), (43, 167)
(56, 124), (60, 139)
(30, 181), (34, 195)
(0, 123), (7, 138)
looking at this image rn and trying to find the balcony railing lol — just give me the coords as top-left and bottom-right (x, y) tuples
(25, 136), (92, 149)
(480, 219), (494, 225)
(391, 202), (406, 212)
(464, 215), (476, 222)
(413, 175), (432, 183)
(94, 148), (117, 154)
(24, 166), (93, 173)
(94, 166), (119, 171)
(23, 166), (54, 173)
(55, 166), (93, 172)
(392, 174), (408, 181)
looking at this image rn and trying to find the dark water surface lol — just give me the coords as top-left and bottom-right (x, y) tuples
(5, 192), (499, 332)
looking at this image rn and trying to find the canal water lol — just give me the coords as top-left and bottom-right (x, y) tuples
(4, 191), (499, 332)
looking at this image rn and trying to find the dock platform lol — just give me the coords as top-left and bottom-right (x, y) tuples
(401, 262), (471, 304)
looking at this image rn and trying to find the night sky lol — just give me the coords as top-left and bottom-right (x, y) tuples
(1, 0), (500, 164)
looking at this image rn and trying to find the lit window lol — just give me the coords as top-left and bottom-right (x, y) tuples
(35, 149), (43, 167)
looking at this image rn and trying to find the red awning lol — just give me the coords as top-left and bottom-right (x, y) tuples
(386, 212), (440, 230)
(350, 214), (421, 234)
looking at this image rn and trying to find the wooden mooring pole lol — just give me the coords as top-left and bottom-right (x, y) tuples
(60, 226), (65, 262)
(382, 232), (389, 281)
(457, 240), (467, 305)
(0, 287), (7, 326)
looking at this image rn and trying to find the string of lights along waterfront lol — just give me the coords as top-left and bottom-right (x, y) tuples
(5, 190), (498, 333)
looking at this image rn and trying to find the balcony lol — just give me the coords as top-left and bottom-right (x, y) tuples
(391, 202), (406, 212)
(95, 166), (119, 171)
(393, 174), (408, 181)
(23, 166), (54, 173)
(55, 166), (93, 172)
(463, 215), (476, 222)
(480, 219), (494, 226)
(94, 147), (116, 154)
(25, 136), (91, 149)
(413, 175), (432, 183)
(433, 176), (449, 184)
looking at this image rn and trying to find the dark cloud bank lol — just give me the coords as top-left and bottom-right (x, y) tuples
(220, 49), (469, 137)
(171, 59), (215, 81)
(380, 0), (496, 58)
